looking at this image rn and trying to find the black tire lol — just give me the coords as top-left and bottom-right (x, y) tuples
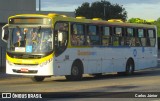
(125, 59), (134, 75)
(65, 63), (83, 81)
(31, 76), (45, 82)
(117, 72), (125, 76)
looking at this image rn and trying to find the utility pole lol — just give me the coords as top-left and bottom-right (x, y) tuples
(104, 4), (106, 20)
(39, 0), (41, 11)
(102, 0), (106, 20)
(104, 4), (107, 20)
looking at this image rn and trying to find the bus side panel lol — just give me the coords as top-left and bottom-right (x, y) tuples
(53, 48), (95, 76)
(132, 47), (157, 71)
(144, 47), (157, 68)
(85, 47), (102, 74)
(53, 49), (72, 76)
(101, 48), (114, 73)
(53, 46), (157, 76)
(111, 48), (128, 72)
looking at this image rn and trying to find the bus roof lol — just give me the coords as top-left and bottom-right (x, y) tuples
(9, 13), (156, 29)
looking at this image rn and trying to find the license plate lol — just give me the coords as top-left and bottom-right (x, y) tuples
(20, 68), (29, 72)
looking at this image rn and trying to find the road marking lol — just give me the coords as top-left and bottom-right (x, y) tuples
(151, 100), (160, 101)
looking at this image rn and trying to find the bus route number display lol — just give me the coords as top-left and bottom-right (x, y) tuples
(9, 18), (51, 24)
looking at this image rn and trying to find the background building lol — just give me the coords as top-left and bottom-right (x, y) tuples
(0, 0), (74, 71)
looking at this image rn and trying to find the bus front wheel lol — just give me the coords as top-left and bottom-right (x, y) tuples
(65, 63), (83, 81)
(31, 76), (45, 82)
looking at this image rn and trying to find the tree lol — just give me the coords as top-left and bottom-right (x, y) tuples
(128, 18), (155, 24)
(128, 18), (145, 23)
(157, 17), (160, 22)
(153, 18), (160, 49)
(154, 17), (160, 37)
(75, 0), (127, 21)
(75, 2), (91, 19)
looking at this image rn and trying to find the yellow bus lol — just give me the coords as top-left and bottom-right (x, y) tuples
(2, 13), (157, 82)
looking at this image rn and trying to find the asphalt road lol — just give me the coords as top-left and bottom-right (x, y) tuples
(0, 66), (160, 92)
(0, 61), (160, 101)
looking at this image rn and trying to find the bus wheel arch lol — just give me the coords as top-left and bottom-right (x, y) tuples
(126, 57), (135, 75)
(65, 59), (84, 81)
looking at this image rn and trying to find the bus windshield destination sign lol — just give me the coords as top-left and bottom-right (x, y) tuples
(9, 18), (51, 24)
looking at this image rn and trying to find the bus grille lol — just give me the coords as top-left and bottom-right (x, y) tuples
(12, 69), (38, 73)
(13, 63), (38, 66)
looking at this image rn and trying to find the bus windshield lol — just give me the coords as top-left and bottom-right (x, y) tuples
(8, 27), (53, 53)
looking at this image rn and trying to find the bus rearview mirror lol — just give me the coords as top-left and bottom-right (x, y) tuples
(2, 24), (9, 43)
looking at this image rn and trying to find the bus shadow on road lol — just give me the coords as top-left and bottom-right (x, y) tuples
(54, 67), (160, 82)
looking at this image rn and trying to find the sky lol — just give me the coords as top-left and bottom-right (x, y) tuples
(36, 0), (160, 20)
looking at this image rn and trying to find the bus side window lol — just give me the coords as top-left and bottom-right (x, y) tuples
(126, 28), (135, 46)
(134, 29), (140, 47)
(102, 26), (111, 46)
(113, 27), (122, 46)
(71, 24), (85, 46)
(138, 29), (146, 47)
(147, 29), (156, 47)
(87, 25), (100, 46)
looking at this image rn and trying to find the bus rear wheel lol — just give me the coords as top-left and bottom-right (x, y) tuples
(31, 76), (45, 82)
(125, 59), (134, 75)
(65, 64), (83, 81)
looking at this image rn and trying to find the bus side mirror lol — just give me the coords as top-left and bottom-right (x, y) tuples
(2, 24), (9, 43)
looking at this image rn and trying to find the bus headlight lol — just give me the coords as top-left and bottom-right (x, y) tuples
(40, 58), (53, 67)
(40, 61), (47, 67)
(7, 60), (14, 65)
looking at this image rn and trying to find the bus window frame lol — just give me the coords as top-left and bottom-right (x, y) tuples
(86, 24), (101, 46)
(146, 28), (156, 47)
(101, 25), (112, 46)
(137, 28), (147, 47)
(70, 22), (85, 46)
(113, 26), (125, 47)
(125, 27), (136, 47)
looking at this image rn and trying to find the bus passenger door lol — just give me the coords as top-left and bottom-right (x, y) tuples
(54, 22), (68, 57)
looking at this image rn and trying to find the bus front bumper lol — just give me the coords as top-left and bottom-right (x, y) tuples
(6, 60), (54, 76)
